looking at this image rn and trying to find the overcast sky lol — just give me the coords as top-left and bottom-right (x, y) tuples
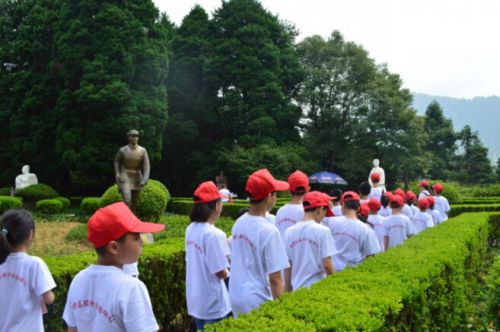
(153, 0), (500, 99)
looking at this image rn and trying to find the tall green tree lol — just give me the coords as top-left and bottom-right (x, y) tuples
(297, 32), (427, 186)
(423, 101), (457, 179)
(454, 125), (494, 184)
(0, 0), (61, 187)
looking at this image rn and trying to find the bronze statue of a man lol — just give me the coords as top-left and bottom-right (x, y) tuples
(114, 129), (150, 212)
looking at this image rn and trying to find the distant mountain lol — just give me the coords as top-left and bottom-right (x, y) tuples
(412, 93), (500, 163)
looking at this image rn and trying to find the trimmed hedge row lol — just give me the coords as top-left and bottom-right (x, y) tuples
(208, 212), (498, 331)
(487, 256), (500, 330)
(36, 199), (64, 214)
(44, 238), (188, 332)
(15, 183), (59, 203)
(448, 204), (500, 217)
(0, 196), (22, 214)
(459, 197), (500, 205)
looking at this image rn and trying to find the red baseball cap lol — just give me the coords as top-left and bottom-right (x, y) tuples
(426, 196), (435, 206)
(341, 191), (361, 204)
(370, 173), (381, 182)
(418, 198), (430, 209)
(246, 169), (289, 200)
(367, 198), (381, 212)
(288, 170), (309, 193)
(88, 202), (165, 248)
(303, 191), (334, 217)
(420, 180), (429, 187)
(385, 192), (393, 200)
(394, 188), (405, 198)
(390, 195), (404, 207)
(358, 203), (370, 218)
(405, 191), (417, 202)
(433, 183), (444, 194)
(194, 181), (221, 204)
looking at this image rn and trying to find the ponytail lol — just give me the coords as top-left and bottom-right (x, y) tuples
(0, 209), (35, 264)
(0, 228), (10, 264)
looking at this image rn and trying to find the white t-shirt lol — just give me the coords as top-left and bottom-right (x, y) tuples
(367, 214), (386, 251)
(384, 214), (416, 248)
(402, 204), (414, 219)
(0, 253), (56, 332)
(229, 214), (289, 317)
(284, 221), (335, 290)
(411, 211), (434, 234)
(63, 265), (158, 332)
(418, 190), (430, 200)
(122, 262), (139, 277)
(275, 204), (304, 240)
(185, 222), (231, 320)
(332, 205), (343, 216)
(368, 187), (384, 202)
(323, 216), (381, 271)
(427, 209), (441, 225)
(434, 195), (450, 222)
(378, 206), (392, 217)
(265, 212), (276, 224)
(411, 205), (420, 217)
(212, 224), (231, 257)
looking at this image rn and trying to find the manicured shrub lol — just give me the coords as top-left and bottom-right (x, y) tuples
(470, 183), (500, 197)
(100, 180), (170, 221)
(0, 187), (11, 196)
(15, 183), (59, 204)
(80, 197), (102, 215)
(36, 199), (63, 214)
(65, 224), (87, 242)
(0, 196), (23, 214)
(53, 197), (70, 210)
(208, 212), (496, 331)
(486, 256), (500, 329)
(448, 203), (500, 218)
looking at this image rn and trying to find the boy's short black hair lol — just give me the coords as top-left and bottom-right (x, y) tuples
(303, 201), (326, 214)
(189, 198), (220, 222)
(359, 182), (371, 196)
(381, 195), (390, 208)
(95, 233), (128, 256)
(343, 200), (360, 211)
(291, 186), (306, 196)
(390, 202), (402, 209)
(329, 189), (343, 202)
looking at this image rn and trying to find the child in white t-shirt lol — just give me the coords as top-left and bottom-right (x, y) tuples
(284, 191), (335, 291)
(426, 196), (442, 225)
(275, 170), (309, 240)
(432, 183), (451, 222)
(366, 198), (386, 251)
(63, 202), (165, 332)
(384, 195), (416, 250)
(378, 193), (392, 217)
(359, 182), (371, 203)
(412, 199), (434, 233)
(0, 209), (56, 332)
(229, 169), (290, 317)
(418, 180), (431, 200)
(186, 181), (231, 330)
(368, 173), (384, 202)
(323, 192), (381, 272)
(329, 189), (344, 216)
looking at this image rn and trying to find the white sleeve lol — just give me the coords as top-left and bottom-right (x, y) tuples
(205, 233), (230, 275)
(123, 281), (159, 332)
(406, 218), (417, 236)
(263, 229), (290, 274)
(32, 257), (56, 296)
(321, 229), (336, 258)
(361, 228), (381, 256)
(284, 230), (292, 260)
(426, 215), (434, 228)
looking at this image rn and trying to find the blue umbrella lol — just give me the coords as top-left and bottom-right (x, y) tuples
(309, 171), (348, 185)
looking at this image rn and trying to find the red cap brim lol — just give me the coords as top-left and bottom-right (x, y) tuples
(325, 208), (334, 217)
(131, 221), (166, 234)
(273, 180), (290, 191)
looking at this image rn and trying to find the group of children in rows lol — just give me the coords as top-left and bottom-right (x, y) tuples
(0, 168), (450, 331)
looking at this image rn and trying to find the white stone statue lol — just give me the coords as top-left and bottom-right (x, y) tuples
(15, 165), (38, 190)
(368, 159), (386, 190)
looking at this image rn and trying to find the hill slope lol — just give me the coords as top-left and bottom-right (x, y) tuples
(412, 93), (500, 162)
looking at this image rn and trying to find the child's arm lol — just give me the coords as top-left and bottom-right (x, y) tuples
(215, 269), (229, 279)
(67, 327), (77, 332)
(323, 257), (335, 275)
(269, 271), (284, 299)
(42, 290), (55, 305)
(284, 266), (292, 292)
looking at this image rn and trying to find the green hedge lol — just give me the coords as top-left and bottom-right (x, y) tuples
(208, 213), (497, 331)
(54, 197), (71, 210)
(36, 199), (64, 214)
(80, 197), (102, 215)
(0, 196), (23, 214)
(43, 238), (188, 332)
(101, 179), (170, 221)
(15, 183), (59, 203)
(0, 187), (11, 196)
(449, 204), (500, 217)
(487, 256), (500, 330)
(459, 197), (500, 205)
